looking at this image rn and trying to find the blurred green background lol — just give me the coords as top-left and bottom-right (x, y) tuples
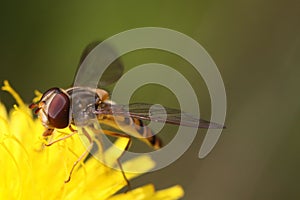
(1, 0), (299, 199)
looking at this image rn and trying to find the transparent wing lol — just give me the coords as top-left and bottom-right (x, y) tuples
(74, 41), (124, 87)
(97, 102), (225, 129)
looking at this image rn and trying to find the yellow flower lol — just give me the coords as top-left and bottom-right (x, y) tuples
(0, 80), (184, 200)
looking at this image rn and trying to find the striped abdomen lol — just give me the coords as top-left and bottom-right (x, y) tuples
(98, 114), (162, 150)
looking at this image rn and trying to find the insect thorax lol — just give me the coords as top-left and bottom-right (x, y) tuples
(66, 87), (103, 127)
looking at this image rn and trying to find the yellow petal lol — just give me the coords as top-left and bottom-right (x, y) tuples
(107, 184), (155, 200)
(0, 102), (8, 120)
(1, 80), (25, 108)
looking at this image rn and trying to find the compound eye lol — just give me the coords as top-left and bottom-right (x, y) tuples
(41, 87), (61, 101)
(48, 91), (70, 129)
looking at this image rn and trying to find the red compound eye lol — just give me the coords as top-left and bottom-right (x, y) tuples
(47, 90), (70, 129)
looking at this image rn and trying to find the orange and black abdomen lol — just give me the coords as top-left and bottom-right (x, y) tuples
(98, 113), (163, 150)
(131, 118), (162, 150)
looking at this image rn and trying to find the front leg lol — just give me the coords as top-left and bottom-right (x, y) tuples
(43, 126), (77, 146)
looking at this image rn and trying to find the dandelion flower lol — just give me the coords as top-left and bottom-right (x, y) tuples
(0, 80), (184, 200)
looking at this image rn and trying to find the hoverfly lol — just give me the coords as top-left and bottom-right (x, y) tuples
(29, 41), (224, 187)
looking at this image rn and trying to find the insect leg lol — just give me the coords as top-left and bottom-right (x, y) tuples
(43, 128), (54, 137)
(102, 130), (132, 192)
(44, 130), (77, 146)
(64, 128), (93, 183)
